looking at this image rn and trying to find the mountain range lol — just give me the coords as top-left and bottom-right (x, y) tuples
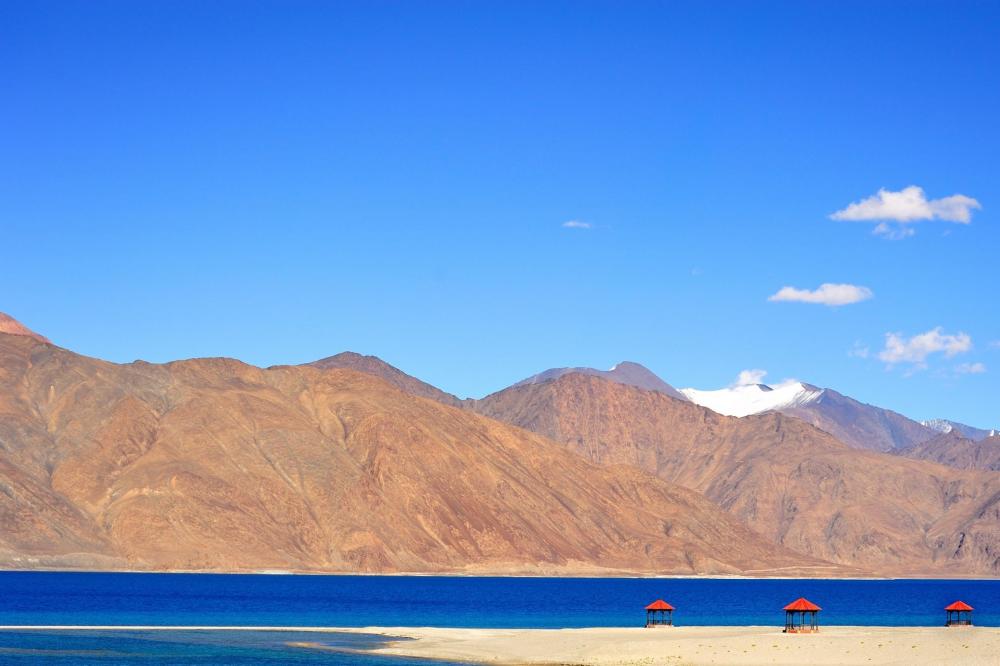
(680, 380), (948, 452)
(0, 312), (997, 576)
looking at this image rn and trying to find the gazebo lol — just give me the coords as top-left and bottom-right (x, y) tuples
(645, 599), (675, 627)
(783, 597), (821, 633)
(945, 601), (973, 627)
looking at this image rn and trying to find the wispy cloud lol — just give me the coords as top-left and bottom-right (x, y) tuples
(768, 283), (873, 307)
(879, 327), (972, 370)
(830, 186), (981, 239)
(991, 340), (1000, 349)
(732, 369), (768, 386)
(561, 220), (593, 229)
(872, 223), (916, 240)
(848, 342), (870, 359)
(955, 362), (987, 375)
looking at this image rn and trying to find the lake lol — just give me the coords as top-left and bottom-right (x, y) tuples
(0, 573), (996, 663)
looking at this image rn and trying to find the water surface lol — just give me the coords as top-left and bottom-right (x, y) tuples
(1, 572), (996, 627)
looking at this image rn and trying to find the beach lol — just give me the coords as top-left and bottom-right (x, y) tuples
(2, 625), (998, 664)
(329, 625), (1000, 665)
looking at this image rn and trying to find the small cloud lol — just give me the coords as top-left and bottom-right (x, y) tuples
(991, 340), (1000, 349)
(831, 186), (981, 239)
(769, 283), (873, 307)
(955, 362), (987, 375)
(848, 342), (870, 359)
(562, 220), (593, 229)
(878, 327), (972, 370)
(732, 369), (768, 386)
(873, 222), (916, 240)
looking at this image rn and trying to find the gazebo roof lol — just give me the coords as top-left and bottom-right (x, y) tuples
(646, 599), (675, 611)
(783, 597), (821, 612)
(945, 601), (973, 612)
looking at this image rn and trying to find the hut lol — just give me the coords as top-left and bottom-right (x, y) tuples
(645, 599), (675, 627)
(945, 601), (973, 627)
(782, 597), (821, 633)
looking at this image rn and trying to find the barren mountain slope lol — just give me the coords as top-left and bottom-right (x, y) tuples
(306, 351), (463, 407)
(680, 379), (936, 451)
(471, 374), (1000, 575)
(779, 388), (937, 452)
(0, 332), (824, 575)
(514, 361), (688, 401)
(0, 312), (51, 344)
(895, 431), (1000, 472)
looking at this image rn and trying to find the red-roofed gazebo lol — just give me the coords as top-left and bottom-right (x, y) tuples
(783, 597), (821, 633)
(645, 599), (675, 627)
(945, 601), (973, 627)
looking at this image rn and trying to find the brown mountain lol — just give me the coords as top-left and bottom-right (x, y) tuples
(306, 351), (463, 408)
(513, 361), (688, 401)
(895, 431), (1000, 472)
(0, 312), (51, 345)
(470, 373), (1000, 575)
(0, 331), (826, 575)
(515, 362), (937, 452)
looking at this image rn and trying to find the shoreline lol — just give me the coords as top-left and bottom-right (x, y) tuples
(1, 626), (999, 664)
(5, 568), (1000, 581)
(327, 626), (1000, 665)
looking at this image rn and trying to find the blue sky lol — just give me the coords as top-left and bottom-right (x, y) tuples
(2, 1), (998, 426)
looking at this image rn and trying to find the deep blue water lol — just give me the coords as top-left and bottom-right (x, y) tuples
(0, 572), (996, 627)
(0, 573), (997, 663)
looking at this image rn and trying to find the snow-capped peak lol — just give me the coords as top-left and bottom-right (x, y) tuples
(680, 380), (823, 417)
(921, 419), (998, 441)
(921, 419), (954, 434)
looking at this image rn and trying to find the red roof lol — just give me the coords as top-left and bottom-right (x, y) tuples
(646, 599), (675, 611)
(783, 597), (821, 612)
(945, 601), (973, 612)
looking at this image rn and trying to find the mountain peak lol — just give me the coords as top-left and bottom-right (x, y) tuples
(512, 361), (688, 401)
(305, 351), (463, 407)
(0, 312), (51, 344)
(921, 418), (998, 442)
(679, 380), (823, 417)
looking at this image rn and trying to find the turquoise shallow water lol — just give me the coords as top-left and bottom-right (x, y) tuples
(0, 573), (997, 663)
(0, 629), (442, 664)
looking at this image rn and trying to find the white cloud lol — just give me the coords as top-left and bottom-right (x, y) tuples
(848, 342), (870, 359)
(878, 327), (973, 369)
(831, 186), (981, 239)
(955, 362), (986, 375)
(872, 222), (916, 240)
(991, 340), (1000, 349)
(562, 220), (592, 229)
(768, 283), (873, 307)
(732, 369), (768, 386)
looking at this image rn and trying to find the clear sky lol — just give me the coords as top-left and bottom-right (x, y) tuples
(2, 1), (998, 427)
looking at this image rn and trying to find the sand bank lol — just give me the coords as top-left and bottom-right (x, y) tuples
(2, 625), (997, 664)
(329, 625), (1000, 665)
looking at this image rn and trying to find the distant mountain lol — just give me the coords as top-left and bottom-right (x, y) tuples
(0, 312), (51, 345)
(305, 352), (463, 408)
(472, 372), (1000, 575)
(0, 332), (821, 576)
(681, 381), (936, 452)
(921, 419), (998, 442)
(679, 381), (823, 417)
(895, 431), (1000, 472)
(512, 361), (688, 401)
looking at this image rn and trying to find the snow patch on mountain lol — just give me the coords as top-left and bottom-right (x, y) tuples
(920, 419), (997, 441)
(680, 381), (823, 417)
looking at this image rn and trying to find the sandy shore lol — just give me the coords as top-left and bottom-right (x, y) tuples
(328, 625), (1000, 665)
(1, 625), (998, 664)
